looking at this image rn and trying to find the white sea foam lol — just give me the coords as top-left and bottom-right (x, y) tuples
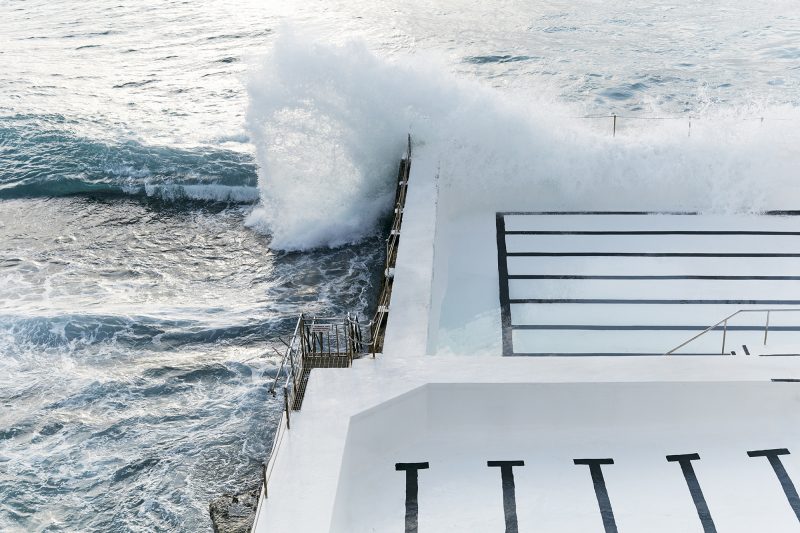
(121, 183), (260, 203)
(247, 32), (800, 250)
(245, 33), (417, 250)
(144, 183), (260, 203)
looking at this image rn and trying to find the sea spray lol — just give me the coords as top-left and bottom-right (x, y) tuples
(245, 33), (420, 250)
(247, 33), (800, 251)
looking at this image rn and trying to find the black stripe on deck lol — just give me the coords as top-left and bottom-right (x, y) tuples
(510, 299), (800, 305)
(496, 214), (513, 356)
(499, 211), (698, 216)
(508, 275), (800, 280)
(507, 252), (800, 257)
(499, 211), (800, 216)
(510, 352), (730, 357)
(506, 231), (800, 236)
(510, 325), (800, 331)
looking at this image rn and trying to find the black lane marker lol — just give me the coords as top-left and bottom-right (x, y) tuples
(747, 449), (800, 522)
(506, 230), (800, 235)
(511, 324), (800, 331)
(507, 252), (800, 257)
(488, 461), (524, 533)
(574, 459), (617, 533)
(508, 275), (800, 280)
(499, 210), (800, 215)
(499, 211), (697, 215)
(496, 214), (513, 356)
(743, 345), (751, 355)
(511, 352), (718, 356)
(772, 379), (800, 382)
(666, 454), (717, 533)
(396, 462), (430, 533)
(509, 299), (800, 305)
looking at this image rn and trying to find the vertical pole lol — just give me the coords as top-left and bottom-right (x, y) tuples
(262, 462), (268, 499)
(335, 323), (340, 360)
(721, 319), (728, 355)
(284, 385), (290, 429)
(302, 316), (309, 355)
(612, 114), (617, 137)
(764, 311), (771, 345)
(353, 316), (358, 356)
(688, 117), (692, 138)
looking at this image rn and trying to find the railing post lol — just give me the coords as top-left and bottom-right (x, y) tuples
(345, 313), (351, 356)
(300, 315), (307, 356)
(764, 311), (771, 345)
(284, 386), (290, 430)
(262, 462), (268, 499)
(721, 319), (728, 355)
(612, 114), (617, 137)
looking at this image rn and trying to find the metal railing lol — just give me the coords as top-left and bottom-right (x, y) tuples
(665, 309), (800, 355)
(268, 314), (364, 406)
(259, 312), (366, 505)
(574, 113), (792, 138)
(369, 134), (412, 354)
(269, 314), (303, 416)
(256, 139), (412, 513)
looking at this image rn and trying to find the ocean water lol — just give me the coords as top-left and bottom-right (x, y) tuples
(1, 0), (799, 531)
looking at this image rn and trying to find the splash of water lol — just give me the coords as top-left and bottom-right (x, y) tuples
(246, 32), (800, 251)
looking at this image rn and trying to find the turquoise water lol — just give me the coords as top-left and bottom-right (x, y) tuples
(1, 0), (799, 531)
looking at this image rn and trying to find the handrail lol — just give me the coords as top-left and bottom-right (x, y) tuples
(259, 312), (365, 504)
(261, 402), (288, 498)
(269, 313), (303, 395)
(665, 308), (800, 355)
(253, 138), (412, 523)
(368, 134), (412, 355)
(569, 114), (792, 138)
(270, 313), (366, 406)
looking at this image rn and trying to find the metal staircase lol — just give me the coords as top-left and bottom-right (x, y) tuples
(270, 313), (367, 413)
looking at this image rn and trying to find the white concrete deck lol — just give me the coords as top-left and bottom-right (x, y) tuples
(252, 147), (800, 532)
(254, 356), (800, 532)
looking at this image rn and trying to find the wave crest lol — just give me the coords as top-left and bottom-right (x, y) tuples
(0, 120), (258, 203)
(245, 33), (415, 250)
(246, 32), (800, 252)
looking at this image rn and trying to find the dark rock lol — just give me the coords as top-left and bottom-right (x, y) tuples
(209, 487), (259, 533)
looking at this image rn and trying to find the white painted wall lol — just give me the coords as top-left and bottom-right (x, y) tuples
(330, 381), (800, 532)
(254, 355), (800, 532)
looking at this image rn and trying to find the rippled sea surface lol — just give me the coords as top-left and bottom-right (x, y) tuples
(1, 0), (799, 531)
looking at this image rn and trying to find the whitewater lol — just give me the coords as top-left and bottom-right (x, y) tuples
(1, 0), (799, 530)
